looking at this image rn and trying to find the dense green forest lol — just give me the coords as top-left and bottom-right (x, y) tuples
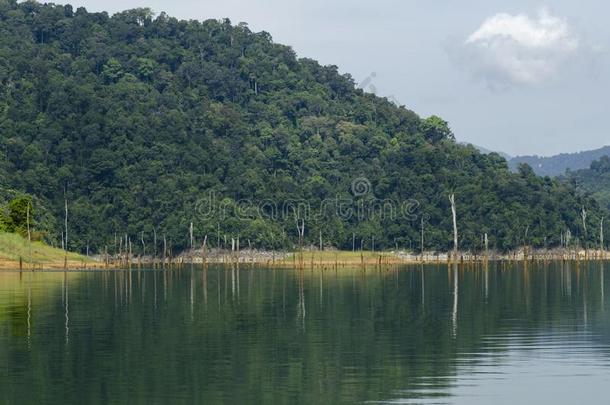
(0, 0), (607, 254)
(563, 156), (610, 211)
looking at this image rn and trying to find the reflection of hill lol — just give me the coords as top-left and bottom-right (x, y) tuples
(0, 263), (609, 404)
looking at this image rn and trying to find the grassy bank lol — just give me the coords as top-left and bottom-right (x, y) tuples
(0, 232), (93, 270)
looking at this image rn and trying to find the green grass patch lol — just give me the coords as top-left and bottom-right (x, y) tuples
(0, 232), (89, 265)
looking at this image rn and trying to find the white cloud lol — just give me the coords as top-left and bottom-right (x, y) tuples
(459, 9), (580, 86)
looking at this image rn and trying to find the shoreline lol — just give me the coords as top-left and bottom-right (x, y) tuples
(2, 248), (609, 271)
(0, 259), (97, 271)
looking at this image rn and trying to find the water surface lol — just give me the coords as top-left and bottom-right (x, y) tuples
(1, 262), (609, 404)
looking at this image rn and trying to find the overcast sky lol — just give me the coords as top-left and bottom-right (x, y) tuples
(70, 0), (610, 157)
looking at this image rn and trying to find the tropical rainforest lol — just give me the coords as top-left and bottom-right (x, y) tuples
(564, 156), (610, 212)
(0, 0), (607, 254)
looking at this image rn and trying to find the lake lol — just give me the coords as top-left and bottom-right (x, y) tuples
(1, 262), (610, 404)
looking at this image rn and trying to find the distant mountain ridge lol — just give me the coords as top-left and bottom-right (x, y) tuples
(459, 143), (512, 160)
(508, 146), (610, 177)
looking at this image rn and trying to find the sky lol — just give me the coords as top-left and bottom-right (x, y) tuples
(69, 0), (610, 157)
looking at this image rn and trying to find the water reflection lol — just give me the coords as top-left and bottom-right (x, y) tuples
(452, 263), (458, 337)
(63, 271), (69, 345)
(297, 271), (305, 330)
(1, 262), (610, 404)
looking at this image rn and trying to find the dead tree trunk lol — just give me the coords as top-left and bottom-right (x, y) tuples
(319, 230), (322, 252)
(295, 217), (305, 266)
(163, 234), (167, 268)
(201, 235), (208, 265)
(27, 203), (32, 270)
(231, 237), (235, 261)
(153, 227), (157, 267)
(300, 220), (305, 266)
(449, 194), (458, 261)
(117, 233), (121, 263)
(248, 239), (253, 264)
(524, 225), (530, 261)
(564, 229), (572, 258)
(601, 217), (605, 258)
(582, 207), (588, 259)
(420, 217), (425, 257)
(128, 238), (132, 270)
(189, 222), (194, 263)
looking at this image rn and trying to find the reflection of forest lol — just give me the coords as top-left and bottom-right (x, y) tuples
(1, 262), (609, 404)
(0, 272), (80, 338)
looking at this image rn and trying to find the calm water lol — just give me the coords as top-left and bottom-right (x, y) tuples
(1, 262), (610, 404)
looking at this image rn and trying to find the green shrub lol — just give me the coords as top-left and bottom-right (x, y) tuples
(6, 196), (34, 236)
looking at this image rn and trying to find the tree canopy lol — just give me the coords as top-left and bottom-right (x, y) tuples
(0, 195), (33, 236)
(0, 1), (606, 253)
(563, 156), (610, 212)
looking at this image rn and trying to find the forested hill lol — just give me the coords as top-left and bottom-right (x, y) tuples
(0, 1), (606, 253)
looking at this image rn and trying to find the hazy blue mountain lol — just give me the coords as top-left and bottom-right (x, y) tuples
(509, 146), (610, 177)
